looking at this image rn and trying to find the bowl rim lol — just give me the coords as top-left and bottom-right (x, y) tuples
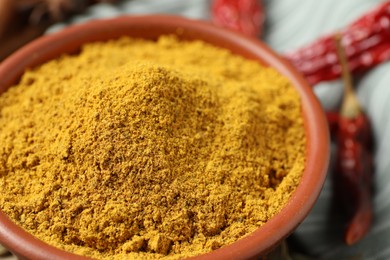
(0, 14), (330, 260)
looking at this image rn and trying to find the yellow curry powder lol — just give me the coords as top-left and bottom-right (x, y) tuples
(0, 36), (305, 259)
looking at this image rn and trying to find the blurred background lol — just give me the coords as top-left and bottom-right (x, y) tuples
(1, 0), (390, 259)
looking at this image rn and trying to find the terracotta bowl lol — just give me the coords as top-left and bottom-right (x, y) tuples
(0, 15), (329, 260)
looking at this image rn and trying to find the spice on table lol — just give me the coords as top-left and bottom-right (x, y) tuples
(333, 34), (374, 245)
(0, 36), (306, 259)
(284, 1), (390, 86)
(211, 0), (265, 38)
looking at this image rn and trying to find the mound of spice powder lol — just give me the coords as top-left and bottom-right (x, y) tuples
(0, 36), (305, 259)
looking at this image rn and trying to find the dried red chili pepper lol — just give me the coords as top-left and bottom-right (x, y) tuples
(284, 1), (390, 86)
(334, 113), (374, 245)
(211, 0), (264, 37)
(333, 34), (374, 245)
(326, 111), (340, 139)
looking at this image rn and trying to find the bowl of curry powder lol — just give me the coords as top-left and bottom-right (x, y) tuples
(0, 15), (329, 260)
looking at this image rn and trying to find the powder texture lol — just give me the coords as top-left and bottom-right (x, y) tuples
(0, 36), (306, 259)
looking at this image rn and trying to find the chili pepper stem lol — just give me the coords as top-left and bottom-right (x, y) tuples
(334, 33), (361, 118)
